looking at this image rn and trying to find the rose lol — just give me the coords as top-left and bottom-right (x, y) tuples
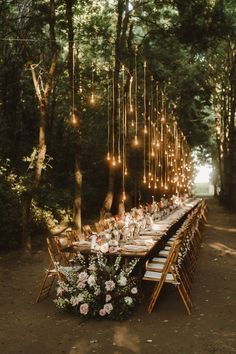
(100, 243), (109, 253)
(131, 287), (138, 294)
(124, 296), (133, 306)
(78, 271), (88, 282)
(118, 275), (127, 286)
(88, 264), (97, 272)
(99, 308), (106, 316)
(106, 294), (112, 302)
(105, 280), (115, 292)
(104, 303), (113, 314)
(77, 281), (86, 290)
(80, 303), (89, 315)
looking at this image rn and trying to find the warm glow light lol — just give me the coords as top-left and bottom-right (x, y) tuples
(122, 191), (126, 201)
(70, 112), (79, 126)
(118, 155), (121, 163)
(125, 167), (128, 176)
(144, 125), (148, 134)
(90, 93), (95, 105)
(143, 175), (147, 184)
(131, 120), (135, 127)
(107, 152), (110, 161)
(134, 135), (139, 146)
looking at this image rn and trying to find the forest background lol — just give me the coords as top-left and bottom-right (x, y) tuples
(0, 0), (236, 253)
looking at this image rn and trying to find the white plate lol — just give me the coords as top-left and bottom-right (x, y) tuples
(123, 244), (148, 252)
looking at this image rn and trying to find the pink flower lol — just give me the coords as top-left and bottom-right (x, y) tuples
(99, 308), (106, 316)
(78, 271), (88, 282)
(80, 303), (89, 315)
(105, 280), (115, 292)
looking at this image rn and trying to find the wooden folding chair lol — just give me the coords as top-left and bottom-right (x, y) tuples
(35, 237), (66, 303)
(82, 224), (93, 239)
(143, 232), (193, 315)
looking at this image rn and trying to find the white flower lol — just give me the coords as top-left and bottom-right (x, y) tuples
(78, 293), (84, 302)
(94, 286), (101, 296)
(124, 296), (133, 306)
(105, 280), (115, 291)
(100, 243), (109, 253)
(70, 295), (80, 306)
(88, 263), (97, 272)
(131, 287), (138, 294)
(104, 303), (113, 314)
(118, 275), (127, 286)
(80, 303), (89, 315)
(106, 294), (112, 302)
(56, 287), (64, 296)
(78, 271), (88, 282)
(87, 274), (96, 287)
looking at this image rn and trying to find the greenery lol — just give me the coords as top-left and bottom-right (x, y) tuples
(1, 0), (236, 250)
(54, 252), (140, 320)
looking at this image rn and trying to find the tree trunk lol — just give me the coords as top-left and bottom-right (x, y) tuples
(101, 0), (133, 217)
(21, 0), (57, 253)
(73, 154), (82, 231)
(21, 192), (33, 254)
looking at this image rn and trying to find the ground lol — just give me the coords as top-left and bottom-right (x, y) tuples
(0, 198), (236, 354)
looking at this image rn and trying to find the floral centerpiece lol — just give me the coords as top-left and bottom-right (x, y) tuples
(54, 252), (140, 320)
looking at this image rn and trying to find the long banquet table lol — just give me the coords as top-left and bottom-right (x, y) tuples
(63, 198), (202, 262)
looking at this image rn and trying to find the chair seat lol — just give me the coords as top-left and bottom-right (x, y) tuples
(151, 257), (166, 263)
(143, 270), (174, 282)
(146, 262), (164, 271)
(158, 250), (169, 257)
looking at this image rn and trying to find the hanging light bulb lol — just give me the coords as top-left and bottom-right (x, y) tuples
(134, 135), (139, 146)
(90, 93), (95, 105)
(131, 120), (135, 127)
(112, 156), (116, 167)
(122, 191), (126, 201)
(125, 167), (128, 176)
(70, 112), (79, 126)
(144, 125), (148, 134)
(154, 183), (157, 189)
(148, 181), (151, 189)
(107, 152), (111, 161)
(143, 175), (147, 184)
(118, 155), (121, 163)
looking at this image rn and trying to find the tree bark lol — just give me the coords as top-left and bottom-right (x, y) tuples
(101, 0), (133, 218)
(21, 0), (57, 253)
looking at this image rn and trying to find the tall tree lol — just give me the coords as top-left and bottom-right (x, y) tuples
(21, 0), (57, 253)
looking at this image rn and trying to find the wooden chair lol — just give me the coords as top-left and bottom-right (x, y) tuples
(35, 237), (66, 303)
(82, 224), (93, 239)
(143, 233), (193, 315)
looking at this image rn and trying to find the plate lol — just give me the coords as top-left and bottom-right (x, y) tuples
(123, 244), (148, 252)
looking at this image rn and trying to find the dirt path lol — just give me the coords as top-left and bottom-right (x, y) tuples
(0, 198), (236, 354)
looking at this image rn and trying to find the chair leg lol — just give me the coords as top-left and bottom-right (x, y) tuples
(177, 283), (192, 315)
(35, 261), (57, 303)
(147, 275), (167, 314)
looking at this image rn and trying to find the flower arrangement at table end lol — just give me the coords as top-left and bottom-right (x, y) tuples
(54, 252), (140, 321)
